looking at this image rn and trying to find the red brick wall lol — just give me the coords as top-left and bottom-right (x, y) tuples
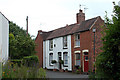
(80, 31), (92, 71)
(90, 17), (104, 70)
(35, 32), (43, 67)
(71, 17), (104, 72)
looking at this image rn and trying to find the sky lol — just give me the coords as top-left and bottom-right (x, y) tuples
(0, 0), (120, 38)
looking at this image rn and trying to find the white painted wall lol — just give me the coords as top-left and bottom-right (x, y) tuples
(43, 35), (72, 71)
(0, 13), (9, 63)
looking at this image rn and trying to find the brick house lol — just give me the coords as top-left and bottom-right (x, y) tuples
(35, 9), (104, 72)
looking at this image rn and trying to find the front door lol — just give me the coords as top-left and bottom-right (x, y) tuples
(58, 52), (61, 69)
(84, 52), (88, 72)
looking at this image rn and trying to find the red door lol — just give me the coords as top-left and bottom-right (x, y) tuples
(84, 52), (88, 72)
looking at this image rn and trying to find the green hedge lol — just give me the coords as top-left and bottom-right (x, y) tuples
(10, 59), (22, 67)
(22, 55), (39, 67)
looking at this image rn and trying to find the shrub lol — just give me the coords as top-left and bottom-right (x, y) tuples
(2, 60), (46, 78)
(10, 59), (22, 67)
(75, 70), (80, 74)
(59, 60), (64, 64)
(51, 60), (57, 64)
(22, 55), (39, 67)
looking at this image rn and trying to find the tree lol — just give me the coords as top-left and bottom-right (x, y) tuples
(9, 22), (36, 59)
(96, 2), (120, 79)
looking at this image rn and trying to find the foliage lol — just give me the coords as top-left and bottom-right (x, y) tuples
(59, 60), (64, 64)
(96, 2), (120, 79)
(9, 22), (27, 37)
(75, 69), (80, 74)
(10, 59), (22, 67)
(51, 60), (57, 64)
(2, 60), (46, 78)
(22, 55), (39, 67)
(9, 22), (36, 59)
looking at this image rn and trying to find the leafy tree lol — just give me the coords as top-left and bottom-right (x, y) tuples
(9, 22), (36, 59)
(96, 2), (120, 79)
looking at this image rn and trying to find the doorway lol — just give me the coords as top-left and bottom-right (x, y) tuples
(83, 52), (89, 72)
(58, 52), (62, 69)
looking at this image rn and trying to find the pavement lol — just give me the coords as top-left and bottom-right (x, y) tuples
(46, 70), (89, 80)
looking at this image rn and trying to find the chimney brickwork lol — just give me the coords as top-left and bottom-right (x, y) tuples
(76, 9), (85, 24)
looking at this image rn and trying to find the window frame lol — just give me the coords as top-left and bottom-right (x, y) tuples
(74, 33), (80, 47)
(49, 53), (53, 66)
(49, 39), (53, 51)
(63, 52), (68, 67)
(75, 53), (81, 66)
(63, 36), (68, 49)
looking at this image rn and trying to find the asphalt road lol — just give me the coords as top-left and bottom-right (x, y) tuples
(46, 70), (89, 80)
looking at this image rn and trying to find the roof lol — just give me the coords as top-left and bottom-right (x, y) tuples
(40, 16), (99, 40)
(0, 12), (9, 22)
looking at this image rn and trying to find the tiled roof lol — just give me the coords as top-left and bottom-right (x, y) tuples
(41, 16), (99, 40)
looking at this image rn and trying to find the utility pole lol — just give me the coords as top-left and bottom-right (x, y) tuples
(26, 16), (28, 35)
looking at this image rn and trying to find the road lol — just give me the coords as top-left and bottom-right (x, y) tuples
(46, 70), (89, 80)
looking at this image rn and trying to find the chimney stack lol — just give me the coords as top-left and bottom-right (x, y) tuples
(76, 9), (85, 24)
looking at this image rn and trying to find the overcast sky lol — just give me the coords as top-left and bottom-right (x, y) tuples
(0, 0), (120, 38)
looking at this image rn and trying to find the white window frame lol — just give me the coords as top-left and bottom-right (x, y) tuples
(49, 39), (53, 51)
(74, 34), (80, 47)
(63, 36), (67, 48)
(49, 53), (53, 66)
(63, 52), (68, 66)
(75, 53), (81, 66)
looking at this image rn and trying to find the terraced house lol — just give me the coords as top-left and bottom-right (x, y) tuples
(35, 9), (104, 72)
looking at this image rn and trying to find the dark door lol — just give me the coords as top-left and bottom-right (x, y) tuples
(58, 52), (61, 69)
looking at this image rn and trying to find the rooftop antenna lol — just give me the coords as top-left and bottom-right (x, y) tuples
(79, 4), (85, 10)
(84, 7), (88, 13)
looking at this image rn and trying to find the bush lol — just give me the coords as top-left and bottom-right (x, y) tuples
(51, 60), (57, 64)
(2, 60), (46, 78)
(75, 70), (80, 74)
(59, 60), (64, 64)
(22, 55), (39, 67)
(10, 59), (22, 67)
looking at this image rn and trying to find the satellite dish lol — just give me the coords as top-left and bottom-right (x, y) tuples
(118, 1), (120, 7)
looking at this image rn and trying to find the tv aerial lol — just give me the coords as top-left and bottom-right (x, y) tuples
(79, 4), (88, 13)
(79, 4), (85, 10)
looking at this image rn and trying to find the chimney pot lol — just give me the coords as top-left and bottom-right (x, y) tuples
(66, 24), (69, 27)
(38, 30), (42, 34)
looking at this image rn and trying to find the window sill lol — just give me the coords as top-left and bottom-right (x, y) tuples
(63, 47), (68, 49)
(63, 65), (68, 67)
(49, 64), (54, 66)
(74, 46), (80, 48)
(49, 49), (53, 51)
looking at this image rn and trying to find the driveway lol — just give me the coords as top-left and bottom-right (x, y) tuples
(46, 70), (89, 79)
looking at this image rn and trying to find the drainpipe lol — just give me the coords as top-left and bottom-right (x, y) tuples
(92, 28), (96, 73)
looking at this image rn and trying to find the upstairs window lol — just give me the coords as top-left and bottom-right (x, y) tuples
(63, 36), (67, 48)
(49, 39), (53, 50)
(63, 52), (68, 66)
(74, 34), (80, 47)
(49, 53), (53, 66)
